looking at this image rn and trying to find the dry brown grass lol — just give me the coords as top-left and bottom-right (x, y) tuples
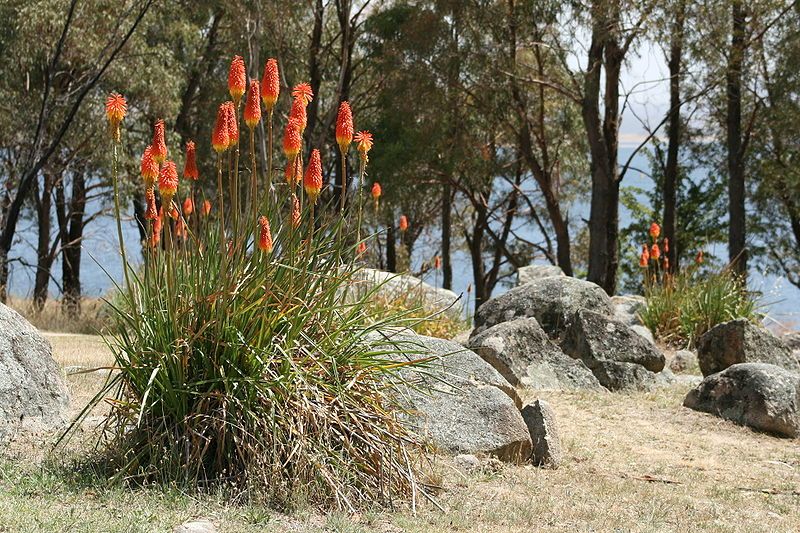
(0, 334), (797, 532)
(8, 297), (108, 335)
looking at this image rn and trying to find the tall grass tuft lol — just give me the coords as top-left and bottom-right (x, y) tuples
(640, 266), (760, 347)
(63, 60), (431, 511)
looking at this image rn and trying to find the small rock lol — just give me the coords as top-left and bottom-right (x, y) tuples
(174, 519), (217, 533)
(610, 295), (646, 326)
(696, 319), (800, 376)
(521, 400), (562, 468)
(474, 276), (613, 337)
(684, 363), (800, 438)
(450, 329), (472, 347)
(630, 324), (656, 345)
(591, 360), (657, 391)
(783, 331), (800, 351)
(516, 264), (565, 286)
(468, 318), (601, 391)
(654, 367), (677, 386)
(669, 350), (698, 373)
(453, 454), (481, 472)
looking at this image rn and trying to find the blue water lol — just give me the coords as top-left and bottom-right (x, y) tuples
(7, 148), (799, 328)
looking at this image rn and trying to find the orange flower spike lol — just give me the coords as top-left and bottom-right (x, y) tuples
(434, 255), (442, 270)
(182, 197), (194, 217)
(650, 243), (661, 261)
(292, 82), (314, 106)
(282, 118), (302, 159)
(261, 58), (280, 110)
(304, 149), (323, 204)
(183, 141), (199, 180)
(663, 256), (670, 271)
(151, 210), (163, 247)
(244, 79), (262, 129)
(336, 101), (353, 154)
(140, 145), (159, 189)
(175, 219), (186, 239)
(212, 103), (230, 153)
(649, 222), (661, 240)
(663, 237), (669, 254)
(695, 250), (704, 264)
(371, 182), (382, 200)
(399, 215), (409, 232)
(289, 98), (307, 132)
(290, 194), (301, 228)
(202, 199), (212, 216)
(354, 130), (373, 162)
(158, 160), (179, 205)
(144, 188), (158, 220)
(151, 120), (168, 163)
(228, 55), (246, 105)
(105, 92), (127, 142)
(257, 216), (273, 253)
(638, 250), (648, 267)
(224, 101), (239, 147)
(284, 158), (302, 186)
(357, 241), (367, 256)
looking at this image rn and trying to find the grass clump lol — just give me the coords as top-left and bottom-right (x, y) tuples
(635, 224), (760, 347)
(62, 64), (432, 511)
(641, 267), (760, 347)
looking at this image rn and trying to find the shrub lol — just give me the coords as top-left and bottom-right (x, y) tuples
(62, 63), (431, 510)
(636, 223), (760, 347)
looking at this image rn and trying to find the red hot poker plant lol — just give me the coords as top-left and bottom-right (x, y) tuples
(152, 120), (167, 163)
(183, 141), (199, 180)
(261, 58), (280, 110)
(228, 55), (246, 105)
(304, 149), (323, 204)
(140, 145), (159, 189)
(85, 53), (432, 512)
(244, 80), (262, 129)
(105, 92), (127, 142)
(336, 101), (353, 154)
(212, 104), (230, 153)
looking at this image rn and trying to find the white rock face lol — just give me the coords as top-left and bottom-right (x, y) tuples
(516, 264), (565, 286)
(0, 303), (70, 442)
(351, 268), (463, 321)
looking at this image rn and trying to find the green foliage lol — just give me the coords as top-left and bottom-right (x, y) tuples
(63, 192), (431, 509)
(640, 266), (761, 348)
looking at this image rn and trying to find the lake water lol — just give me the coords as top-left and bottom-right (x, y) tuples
(7, 148), (799, 329)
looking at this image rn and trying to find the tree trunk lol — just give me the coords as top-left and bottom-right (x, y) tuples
(33, 173), (55, 312)
(0, 248), (7, 303)
(583, 0), (622, 295)
(305, 0), (325, 149)
(726, 1), (747, 275)
(468, 203), (488, 311)
(62, 173), (86, 318)
(663, 0), (685, 273)
(386, 219), (397, 273)
(583, 30), (612, 291)
(441, 182), (453, 289)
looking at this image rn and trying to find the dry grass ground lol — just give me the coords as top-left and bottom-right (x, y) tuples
(0, 333), (797, 532)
